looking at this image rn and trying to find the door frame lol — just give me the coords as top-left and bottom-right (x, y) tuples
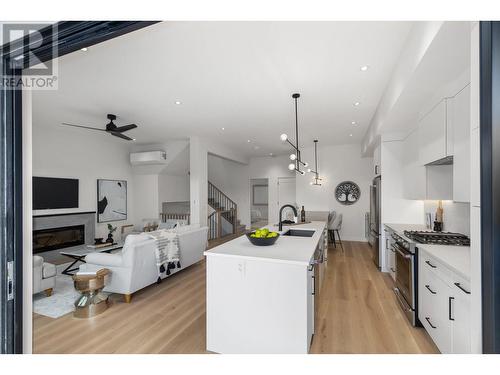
(0, 20), (157, 354)
(480, 20), (500, 354)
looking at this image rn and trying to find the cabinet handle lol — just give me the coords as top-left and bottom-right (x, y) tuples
(425, 285), (437, 294)
(449, 296), (455, 321)
(425, 260), (437, 269)
(312, 275), (316, 296)
(454, 282), (471, 295)
(425, 317), (437, 329)
(375, 165), (379, 175)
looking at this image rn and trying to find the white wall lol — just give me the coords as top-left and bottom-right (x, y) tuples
(158, 174), (190, 211)
(208, 154), (250, 228)
(249, 145), (373, 241)
(296, 144), (373, 241)
(32, 123), (135, 238)
(133, 174), (159, 228)
(423, 200), (470, 235)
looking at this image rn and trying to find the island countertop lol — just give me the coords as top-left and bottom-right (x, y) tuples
(204, 221), (327, 266)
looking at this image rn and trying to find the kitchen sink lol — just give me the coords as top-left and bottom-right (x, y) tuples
(282, 229), (315, 237)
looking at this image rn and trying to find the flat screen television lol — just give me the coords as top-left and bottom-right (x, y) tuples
(33, 177), (79, 209)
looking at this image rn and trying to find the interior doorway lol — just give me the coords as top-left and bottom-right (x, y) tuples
(250, 178), (269, 229)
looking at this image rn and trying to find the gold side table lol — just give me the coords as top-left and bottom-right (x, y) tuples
(72, 268), (110, 318)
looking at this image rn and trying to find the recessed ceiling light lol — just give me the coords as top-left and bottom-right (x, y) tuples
(354, 102), (360, 106)
(175, 100), (182, 105)
(81, 47), (88, 52)
(269, 153), (274, 156)
(221, 127), (225, 130)
(360, 65), (369, 71)
(349, 134), (353, 137)
(132, 138), (136, 141)
(351, 121), (357, 125)
(247, 139), (251, 143)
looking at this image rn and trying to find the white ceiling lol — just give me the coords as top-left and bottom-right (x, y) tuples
(32, 21), (413, 158)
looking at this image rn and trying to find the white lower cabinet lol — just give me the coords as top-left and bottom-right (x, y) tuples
(419, 249), (471, 353)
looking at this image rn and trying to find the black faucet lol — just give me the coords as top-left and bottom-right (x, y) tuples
(279, 204), (298, 231)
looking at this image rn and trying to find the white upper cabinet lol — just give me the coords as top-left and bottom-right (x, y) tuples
(402, 129), (426, 199)
(418, 99), (450, 166)
(450, 84), (471, 203)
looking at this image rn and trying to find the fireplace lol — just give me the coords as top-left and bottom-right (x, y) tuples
(33, 224), (85, 254)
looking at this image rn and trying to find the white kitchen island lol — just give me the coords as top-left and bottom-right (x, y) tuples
(204, 221), (327, 354)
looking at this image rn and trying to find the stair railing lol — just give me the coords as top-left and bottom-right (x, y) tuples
(208, 181), (238, 238)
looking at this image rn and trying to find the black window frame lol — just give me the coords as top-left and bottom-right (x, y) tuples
(0, 20), (157, 354)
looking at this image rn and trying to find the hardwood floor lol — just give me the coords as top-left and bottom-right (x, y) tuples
(33, 240), (438, 354)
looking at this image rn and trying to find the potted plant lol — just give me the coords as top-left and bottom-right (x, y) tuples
(106, 224), (117, 244)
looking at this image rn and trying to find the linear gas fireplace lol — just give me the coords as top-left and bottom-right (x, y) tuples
(33, 224), (85, 254)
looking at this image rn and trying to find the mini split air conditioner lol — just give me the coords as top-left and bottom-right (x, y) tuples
(130, 151), (167, 165)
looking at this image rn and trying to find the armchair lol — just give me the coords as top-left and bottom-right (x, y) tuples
(33, 255), (56, 296)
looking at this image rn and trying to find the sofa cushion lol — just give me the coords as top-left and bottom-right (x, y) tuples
(42, 262), (56, 279)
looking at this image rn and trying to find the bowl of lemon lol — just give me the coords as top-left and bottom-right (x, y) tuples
(246, 228), (280, 246)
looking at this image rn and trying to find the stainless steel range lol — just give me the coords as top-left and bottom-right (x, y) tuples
(391, 232), (418, 326)
(403, 230), (470, 246)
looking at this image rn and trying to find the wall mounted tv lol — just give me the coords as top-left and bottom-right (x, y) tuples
(33, 177), (79, 209)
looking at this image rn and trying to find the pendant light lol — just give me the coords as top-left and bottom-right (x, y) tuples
(280, 93), (308, 175)
(309, 140), (322, 186)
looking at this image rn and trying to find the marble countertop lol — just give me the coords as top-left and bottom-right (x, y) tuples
(204, 221), (326, 266)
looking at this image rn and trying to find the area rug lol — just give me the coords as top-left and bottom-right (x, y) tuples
(33, 263), (81, 319)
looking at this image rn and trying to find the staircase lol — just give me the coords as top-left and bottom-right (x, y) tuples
(208, 181), (246, 240)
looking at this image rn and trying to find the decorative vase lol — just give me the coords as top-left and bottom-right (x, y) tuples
(106, 233), (114, 244)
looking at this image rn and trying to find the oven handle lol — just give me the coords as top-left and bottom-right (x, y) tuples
(395, 246), (412, 259)
(393, 287), (412, 312)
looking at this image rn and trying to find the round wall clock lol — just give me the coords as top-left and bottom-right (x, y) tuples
(335, 181), (361, 205)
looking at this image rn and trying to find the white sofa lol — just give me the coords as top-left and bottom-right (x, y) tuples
(80, 225), (208, 302)
(33, 255), (56, 296)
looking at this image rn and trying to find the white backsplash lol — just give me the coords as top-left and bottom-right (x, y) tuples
(423, 200), (470, 235)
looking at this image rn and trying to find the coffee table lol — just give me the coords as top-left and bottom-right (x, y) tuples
(60, 242), (124, 275)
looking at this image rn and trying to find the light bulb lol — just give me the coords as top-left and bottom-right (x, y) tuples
(307, 168), (312, 173)
(290, 153), (296, 161)
(280, 134), (288, 142)
(303, 162), (308, 167)
(300, 170), (305, 176)
(288, 163), (295, 171)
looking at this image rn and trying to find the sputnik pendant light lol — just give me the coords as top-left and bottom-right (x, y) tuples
(309, 140), (322, 186)
(280, 93), (308, 175)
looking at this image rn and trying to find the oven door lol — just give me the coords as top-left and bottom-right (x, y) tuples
(393, 242), (416, 324)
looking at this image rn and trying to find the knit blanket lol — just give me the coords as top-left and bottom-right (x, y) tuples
(146, 229), (181, 281)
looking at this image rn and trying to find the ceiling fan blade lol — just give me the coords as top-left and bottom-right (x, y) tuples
(61, 123), (106, 131)
(113, 124), (137, 132)
(111, 131), (133, 141)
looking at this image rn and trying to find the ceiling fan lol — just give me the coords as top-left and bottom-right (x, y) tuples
(62, 114), (138, 141)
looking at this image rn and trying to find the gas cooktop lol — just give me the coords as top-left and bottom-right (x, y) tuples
(403, 230), (470, 246)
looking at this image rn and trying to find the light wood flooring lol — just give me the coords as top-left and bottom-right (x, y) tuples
(33, 240), (438, 354)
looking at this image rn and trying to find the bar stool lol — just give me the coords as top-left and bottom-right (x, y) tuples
(327, 210), (337, 243)
(331, 214), (344, 252)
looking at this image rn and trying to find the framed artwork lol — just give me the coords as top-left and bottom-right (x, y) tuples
(252, 185), (268, 205)
(335, 181), (361, 205)
(97, 179), (127, 222)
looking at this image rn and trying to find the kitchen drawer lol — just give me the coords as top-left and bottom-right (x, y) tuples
(419, 249), (453, 285)
(419, 268), (452, 353)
